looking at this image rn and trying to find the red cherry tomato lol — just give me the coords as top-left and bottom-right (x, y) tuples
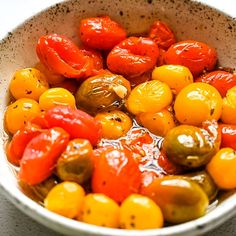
(128, 70), (152, 88)
(164, 40), (217, 77)
(30, 113), (49, 129)
(107, 37), (159, 76)
(156, 48), (166, 66)
(220, 124), (236, 150)
(36, 34), (95, 79)
(44, 106), (102, 146)
(7, 124), (43, 166)
(149, 20), (176, 50)
(52, 79), (79, 95)
(19, 127), (69, 185)
(92, 148), (141, 203)
(196, 71), (236, 97)
(79, 16), (126, 50)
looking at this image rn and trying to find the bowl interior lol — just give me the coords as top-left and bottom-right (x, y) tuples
(0, 0), (236, 236)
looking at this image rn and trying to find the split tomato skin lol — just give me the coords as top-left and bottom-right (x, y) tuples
(92, 148), (142, 203)
(196, 70), (236, 97)
(107, 37), (159, 77)
(79, 16), (126, 50)
(220, 124), (236, 150)
(44, 106), (102, 146)
(19, 127), (70, 185)
(164, 40), (217, 77)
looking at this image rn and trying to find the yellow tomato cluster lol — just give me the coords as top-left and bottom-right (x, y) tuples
(44, 182), (164, 229)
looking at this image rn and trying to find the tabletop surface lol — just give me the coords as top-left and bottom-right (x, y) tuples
(0, 0), (236, 235)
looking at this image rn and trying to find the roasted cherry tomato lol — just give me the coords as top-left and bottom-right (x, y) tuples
(174, 82), (222, 126)
(36, 34), (95, 79)
(120, 194), (163, 229)
(219, 124), (236, 150)
(143, 176), (209, 223)
(19, 127), (70, 185)
(79, 16), (126, 50)
(207, 148), (236, 189)
(52, 79), (78, 95)
(92, 148), (141, 203)
(164, 40), (217, 77)
(107, 37), (159, 76)
(196, 70), (236, 97)
(127, 71), (152, 88)
(7, 123), (42, 166)
(156, 48), (166, 67)
(149, 20), (176, 50)
(221, 86), (236, 125)
(44, 106), (102, 146)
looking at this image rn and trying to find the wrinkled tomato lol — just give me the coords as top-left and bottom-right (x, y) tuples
(19, 127), (69, 185)
(220, 124), (236, 150)
(107, 37), (159, 76)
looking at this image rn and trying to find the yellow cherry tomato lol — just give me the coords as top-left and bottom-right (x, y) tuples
(39, 87), (76, 111)
(136, 109), (175, 136)
(120, 194), (163, 229)
(79, 193), (119, 228)
(10, 68), (49, 101)
(152, 65), (193, 94)
(95, 110), (132, 139)
(207, 148), (236, 189)
(126, 80), (172, 115)
(221, 86), (236, 125)
(44, 181), (85, 219)
(35, 62), (65, 85)
(5, 98), (41, 134)
(174, 82), (222, 126)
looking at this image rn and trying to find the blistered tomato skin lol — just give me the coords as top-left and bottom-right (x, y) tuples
(19, 127), (70, 185)
(174, 82), (222, 126)
(164, 40), (217, 77)
(7, 124), (42, 166)
(163, 122), (220, 168)
(143, 176), (209, 223)
(76, 74), (131, 115)
(126, 80), (172, 115)
(44, 106), (102, 146)
(152, 65), (193, 94)
(107, 37), (159, 77)
(149, 20), (176, 50)
(80, 16), (126, 50)
(57, 139), (94, 184)
(95, 110), (132, 139)
(120, 194), (164, 229)
(36, 34), (95, 79)
(92, 148), (141, 203)
(79, 193), (120, 228)
(196, 70), (236, 97)
(220, 124), (236, 149)
(207, 148), (236, 189)
(221, 86), (236, 125)
(10, 68), (49, 101)
(5, 98), (41, 134)
(44, 182), (85, 218)
(39, 87), (76, 111)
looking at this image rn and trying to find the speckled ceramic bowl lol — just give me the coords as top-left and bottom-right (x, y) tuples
(0, 0), (236, 235)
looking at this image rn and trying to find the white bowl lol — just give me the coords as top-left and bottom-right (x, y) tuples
(0, 0), (236, 235)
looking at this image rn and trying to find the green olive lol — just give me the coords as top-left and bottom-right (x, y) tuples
(76, 74), (131, 114)
(143, 176), (209, 223)
(57, 139), (93, 184)
(182, 171), (218, 201)
(163, 123), (220, 168)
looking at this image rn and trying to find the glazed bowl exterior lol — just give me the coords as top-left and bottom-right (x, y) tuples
(0, 0), (236, 235)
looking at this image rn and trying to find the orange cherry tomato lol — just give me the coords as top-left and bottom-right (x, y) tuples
(149, 20), (176, 50)
(164, 40), (217, 77)
(196, 70), (236, 97)
(7, 123), (43, 166)
(44, 106), (102, 146)
(79, 16), (126, 50)
(107, 37), (159, 76)
(219, 124), (236, 150)
(92, 148), (141, 203)
(19, 127), (70, 185)
(36, 34), (95, 79)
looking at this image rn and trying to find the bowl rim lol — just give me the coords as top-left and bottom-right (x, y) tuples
(0, 0), (236, 235)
